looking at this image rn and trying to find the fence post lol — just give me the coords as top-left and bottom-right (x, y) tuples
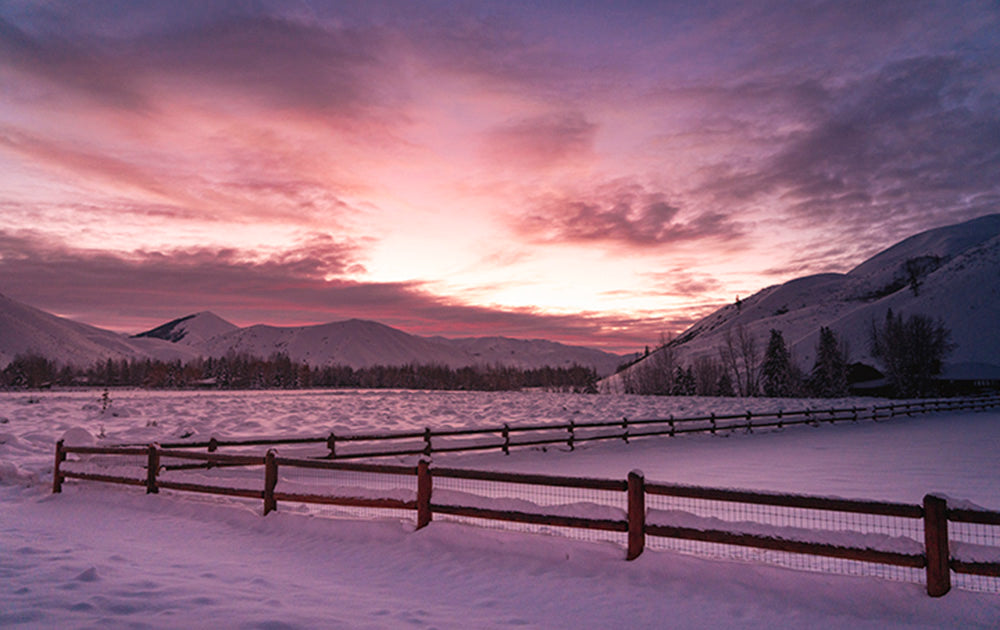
(327, 432), (336, 458)
(263, 449), (278, 515)
(745, 410), (753, 433)
(52, 439), (65, 494)
(502, 424), (510, 455)
(567, 420), (575, 451)
(423, 427), (432, 456)
(710, 412), (716, 435)
(622, 417), (629, 443)
(416, 459), (432, 530)
(923, 494), (950, 597)
(776, 409), (783, 429)
(208, 437), (219, 453)
(668, 414), (675, 437)
(146, 444), (160, 494)
(627, 470), (645, 561)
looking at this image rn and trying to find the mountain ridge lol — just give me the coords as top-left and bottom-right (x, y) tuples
(0, 297), (627, 376)
(606, 213), (1000, 390)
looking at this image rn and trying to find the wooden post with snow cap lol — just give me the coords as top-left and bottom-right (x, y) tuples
(923, 494), (951, 597)
(627, 470), (645, 561)
(145, 444), (160, 494)
(52, 439), (65, 494)
(263, 449), (278, 515)
(416, 459), (432, 529)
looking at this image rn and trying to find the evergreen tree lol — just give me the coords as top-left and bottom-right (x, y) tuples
(715, 370), (735, 396)
(761, 329), (793, 397)
(809, 327), (848, 397)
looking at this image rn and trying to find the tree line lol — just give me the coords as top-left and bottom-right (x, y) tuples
(620, 311), (953, 398)
(0, 352), (598, 393)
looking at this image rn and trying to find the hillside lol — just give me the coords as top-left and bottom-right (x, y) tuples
(184, 319), (626, 375)
(0, 295), (625, 376)
(609, 213), (1000, 388)
(0, 294), (199, 367)
(132, 312), (239, 346)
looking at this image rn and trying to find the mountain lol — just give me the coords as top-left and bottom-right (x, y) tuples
(132, 312), (239, 346)
(0, 294), (626, 376)
(608, 213), (1000, 387)
(177, 319), (627, 375)
(196, 319), (468, 369)
(430, 335), (625, 375)
(0, 294), (200, 367)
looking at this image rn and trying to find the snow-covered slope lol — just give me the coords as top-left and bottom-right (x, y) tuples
(431, 335), (625, 375)
(192, 320), (625, 374)
(0, 294), (200, 367)
(0, 295), (625, 374)
(132, 312), (238, 346)
(616, 213), (1000, 379)
(197, 319), (469, 369)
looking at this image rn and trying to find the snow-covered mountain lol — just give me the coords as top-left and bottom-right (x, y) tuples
(613, 213), (1000, 382)
(430, 335), (626, 375)
(0, 294), (200, 367)
(132, 312), (239, 346)
(174, 319), (626, 375)
(0, 295), (626, 375)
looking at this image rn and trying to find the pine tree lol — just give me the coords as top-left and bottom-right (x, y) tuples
(761, 329), (793, 397)
(809, 327), (848, 397)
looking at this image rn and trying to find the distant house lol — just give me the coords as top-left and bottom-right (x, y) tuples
(847, 361), (1000, 397)
(934, 362), (1000, 396)
(847, 363), (890, 397)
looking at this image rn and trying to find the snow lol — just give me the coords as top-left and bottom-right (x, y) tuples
(0, 293), (626, 375)
(607, 213), (1000, 383)
(2, 389), (1000, 628)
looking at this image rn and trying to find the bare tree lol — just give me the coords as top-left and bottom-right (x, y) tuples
(719, 325), (760, 396)
(692, 355), (723, 396)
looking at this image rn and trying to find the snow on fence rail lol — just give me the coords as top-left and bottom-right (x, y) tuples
(52, 440), (1000, 598)
(142, 394), (1000, 461)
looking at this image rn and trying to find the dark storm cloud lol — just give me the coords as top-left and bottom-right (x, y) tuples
(519, 181), (745, 248)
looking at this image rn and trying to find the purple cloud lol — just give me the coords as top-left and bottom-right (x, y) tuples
(0, 231), (661, 352)
(483, 111), (596, 169)
(518, 181), (745, 248)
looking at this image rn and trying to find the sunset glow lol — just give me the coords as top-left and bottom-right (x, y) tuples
(1, 1), (997, 351)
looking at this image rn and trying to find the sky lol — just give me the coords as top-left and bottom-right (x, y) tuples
(0, 0), (997, 353)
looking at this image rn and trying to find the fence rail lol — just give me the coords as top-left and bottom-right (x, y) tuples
(52, 438), (1000, 598)
(139, 395), (1000, 461)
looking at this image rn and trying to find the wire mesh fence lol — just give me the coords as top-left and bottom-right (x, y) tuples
(644, 492), (926, 584)
(431, 473), (628, 546)
(53, 439), (1000, 598)
(948, 514), (1000, 593)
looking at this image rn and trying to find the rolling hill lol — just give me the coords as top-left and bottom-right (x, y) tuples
(607, 213), (1000, 389)
(0, 297), (626, 376)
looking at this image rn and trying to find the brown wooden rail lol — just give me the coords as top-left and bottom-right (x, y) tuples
(138, 394), (1000, 460)
(51, 430), (1000, 598)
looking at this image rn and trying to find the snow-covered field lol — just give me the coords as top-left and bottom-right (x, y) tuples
(2, 389), (1000, 628)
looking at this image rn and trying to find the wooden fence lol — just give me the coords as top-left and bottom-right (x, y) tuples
(144, 394), (1000, 462)
(52, 441), (1000, 598)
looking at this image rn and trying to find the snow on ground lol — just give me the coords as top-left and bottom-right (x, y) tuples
(2, 389), (1000, 628)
